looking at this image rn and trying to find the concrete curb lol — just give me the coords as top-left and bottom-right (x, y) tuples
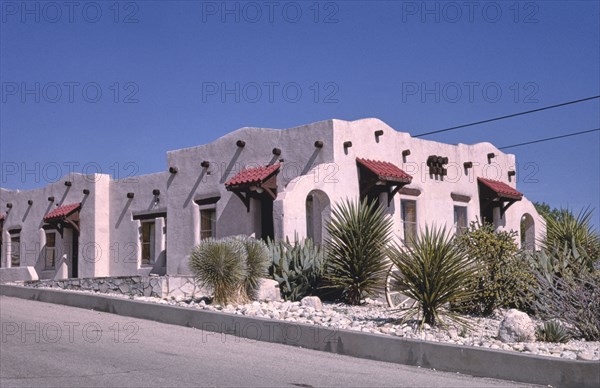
(2, 285), (598, 388)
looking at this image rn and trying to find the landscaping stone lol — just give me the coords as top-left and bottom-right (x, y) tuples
(21, 281), (600, 361)
(300, 296), (323, 311)
(498, 309), (536, 343)
(257, 279), (281, 301)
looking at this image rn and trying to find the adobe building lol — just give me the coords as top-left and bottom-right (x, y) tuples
(0, 118), (545, 283)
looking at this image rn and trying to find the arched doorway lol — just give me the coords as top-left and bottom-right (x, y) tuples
(306, 190), (331, 245)
(520, 213), (535, 250)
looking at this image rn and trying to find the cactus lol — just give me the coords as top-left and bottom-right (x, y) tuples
(268, 235), (325, 301)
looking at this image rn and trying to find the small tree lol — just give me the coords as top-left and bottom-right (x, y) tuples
(324, 198), (393, 305)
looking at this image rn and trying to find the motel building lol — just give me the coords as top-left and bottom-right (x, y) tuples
(0, 118), (545, 285)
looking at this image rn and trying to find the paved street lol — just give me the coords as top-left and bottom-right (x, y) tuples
(0, 296), (539, 387)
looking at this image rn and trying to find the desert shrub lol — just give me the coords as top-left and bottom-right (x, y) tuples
(268, 236), (326, 301)
(230, 235), (270, 300)
(454, 222), (535, 315)
(529, 247), (600, 341)
(189, 238), (248, 305)
(324, 198), (393, 305)
(536, 320), (571, 343)
(388, 226), (478, 327)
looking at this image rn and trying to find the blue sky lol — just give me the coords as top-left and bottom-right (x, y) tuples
(1, 0), (599, 226)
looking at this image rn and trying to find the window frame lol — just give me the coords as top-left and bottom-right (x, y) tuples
(140, 220), (156, 266)
(400, 199), (418, 245)
(44, 231), (57, 270)
(199, 206), (217, 240)
(454, 205), (468, 236)
(9, 233), (20, 267)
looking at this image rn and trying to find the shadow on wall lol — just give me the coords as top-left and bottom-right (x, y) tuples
(184, 169), (207, 208)
(116, 198), (133, 229)
(151, 250), (166, 275)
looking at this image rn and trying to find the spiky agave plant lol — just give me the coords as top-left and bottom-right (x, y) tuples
(536, 320), (571, 343)
(229, 235), (270, 300)
(189, 238), (248, 305)
(324, 198), (393, 305)
(388, 226), (478, 327)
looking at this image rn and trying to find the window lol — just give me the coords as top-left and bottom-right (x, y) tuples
(454, 206), (468, 236)
(10, 234), (20, 267)
(45, 232), (57, 269)
(195, 197), (219, 241)
(200, 209), (216, 240)
(401, 200), (417, 245)
(141, 221), (155, 266)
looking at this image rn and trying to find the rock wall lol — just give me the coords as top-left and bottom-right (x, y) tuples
(23, 275), (202, 299)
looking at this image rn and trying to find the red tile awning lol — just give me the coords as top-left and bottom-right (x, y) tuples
(477, 178), (522, 201)
(356, 158), (412, 184)
(225, 163), (281, 188)
(44, 203), (81, 222)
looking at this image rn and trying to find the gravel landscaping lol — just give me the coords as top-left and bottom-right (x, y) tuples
(131, 293), (599, 362)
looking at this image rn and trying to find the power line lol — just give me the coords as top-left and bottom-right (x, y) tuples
(498, 128), (600, 150)
(413, 96), (600, 137)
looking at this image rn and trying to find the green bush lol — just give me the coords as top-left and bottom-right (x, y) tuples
(230, 235), (270, 301)
(536, 320), (571, 343)
(454, 222), (535, 316)
(189, 238), (248, 305)
(268, 236), (326, 301)
(189, 236), (269, 305)
(324, 198), (393, 305)
(388, 226), (478, 327)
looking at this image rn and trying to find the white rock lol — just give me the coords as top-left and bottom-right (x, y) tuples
(498, 309), (536, 343)
(256, 279), (282, 301)
(577, 351), (596, 361)
(561, 351), (577, 360)
(300, 296), (323, 311)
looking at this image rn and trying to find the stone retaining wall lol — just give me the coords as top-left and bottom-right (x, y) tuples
(23, 275), (202, 299)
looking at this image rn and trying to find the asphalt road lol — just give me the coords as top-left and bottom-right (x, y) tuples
(0, 296), (540, 388)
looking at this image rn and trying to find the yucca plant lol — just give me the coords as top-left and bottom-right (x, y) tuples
(536, 320), (571, 343)
(189, 238), (248, 305)
(388, 226), (478, 327)
(324, 198), (393, 305)
(543, 207), (599, 270)
(230, 235), (270, 300)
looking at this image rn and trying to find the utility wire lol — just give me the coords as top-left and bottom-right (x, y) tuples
(413, 96), (600, 137)
(498, 128), (600, 150)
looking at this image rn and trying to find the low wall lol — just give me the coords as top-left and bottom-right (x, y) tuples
(0, 267), (39, 283)
(22, 275), (201, 299)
